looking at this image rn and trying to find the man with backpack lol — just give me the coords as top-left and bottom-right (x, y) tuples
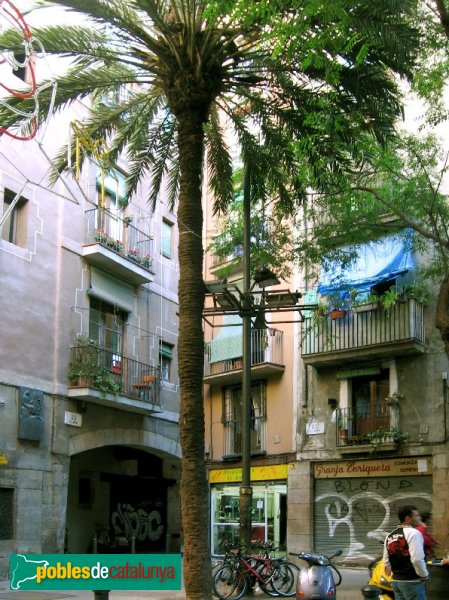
(383, 505), (429, 600)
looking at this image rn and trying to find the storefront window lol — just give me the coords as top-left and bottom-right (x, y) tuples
(211, 482), (287, 556)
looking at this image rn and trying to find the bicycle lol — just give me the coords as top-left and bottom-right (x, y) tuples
(253, 541), (299, 597)
(213, 543), (298, 599)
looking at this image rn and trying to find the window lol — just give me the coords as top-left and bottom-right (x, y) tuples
(96, 169), (127, 242)
(1, 188), (27, 246)
(161, 219), (173, 258)
(223, 381), (266, 456)
(159, 341), (174, 382)
(89, 299), (125, 370)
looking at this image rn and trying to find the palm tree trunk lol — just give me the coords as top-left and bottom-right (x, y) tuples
(176, 109), (211, 599)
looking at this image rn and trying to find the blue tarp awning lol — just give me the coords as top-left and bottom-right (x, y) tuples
(318, 233), (415, 296)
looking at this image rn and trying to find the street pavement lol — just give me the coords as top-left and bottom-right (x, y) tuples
(0, 567), (370, 600)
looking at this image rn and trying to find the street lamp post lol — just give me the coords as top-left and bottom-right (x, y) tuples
(240, 166), (253, 551)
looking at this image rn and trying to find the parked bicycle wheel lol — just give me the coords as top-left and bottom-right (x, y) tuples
(256, 561), (283, 597)
(270, 562), (299, 597)
(213, 564), (247, 600)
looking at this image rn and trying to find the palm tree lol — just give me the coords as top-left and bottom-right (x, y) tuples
(0, 1), (419, 596)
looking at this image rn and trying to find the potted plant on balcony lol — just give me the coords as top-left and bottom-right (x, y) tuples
(327, 291), (351, 319)
(384, 389), (405, 406)
(94, 229), (108, 244)
(68, 336), (99, 387)
(140, 255), (152, 268)
(366, 427), (409, 451)
(379, 288), (400, 313)
(127, 248), (141, 262)
(402, 284), (429, 304)
(93, 368), (121, 398)
(353, 292), (380, 313)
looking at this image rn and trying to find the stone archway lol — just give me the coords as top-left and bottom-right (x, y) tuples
(67, 426), (182, 458)
(65, 427), (181, 554)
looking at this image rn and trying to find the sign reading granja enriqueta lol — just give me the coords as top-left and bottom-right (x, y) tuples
(314, 456), (432, 479)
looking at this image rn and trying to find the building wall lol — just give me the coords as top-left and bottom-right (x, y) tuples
(292, 292), (449, 561)
(0, 101), (181, 576)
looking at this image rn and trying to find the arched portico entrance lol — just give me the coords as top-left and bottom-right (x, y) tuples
(65, 428), (181, 554)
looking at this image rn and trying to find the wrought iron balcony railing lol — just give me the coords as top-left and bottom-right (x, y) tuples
(223, 419), (266, 457)
(335, 407), (407, 451)
(204, 328), (284, 378)
(84, 208), (153, 270)
(302, 298), (425, 363)
(68, 345), (160, 407)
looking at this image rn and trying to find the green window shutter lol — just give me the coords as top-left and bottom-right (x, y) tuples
(159, 342), (173, 359)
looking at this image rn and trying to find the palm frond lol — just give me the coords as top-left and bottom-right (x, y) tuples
(125, 109), (177, 210)
(165, 154), (181, 211)
(204, 105), (233, 214)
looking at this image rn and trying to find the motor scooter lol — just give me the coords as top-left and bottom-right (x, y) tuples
(368, 556), (394, 599)
(289, 549), (342, 599)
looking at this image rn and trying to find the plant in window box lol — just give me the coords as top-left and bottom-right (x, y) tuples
(68, 336), (100, 386)
(113, 240), (124, 253)
(352, 292), (381, 313)
(390, 427), (409, 448)
(366, 427), (408, 450)
(140, 255), (152, 268)
(94, 229), (108, 244)
(127, 248), (140, 262)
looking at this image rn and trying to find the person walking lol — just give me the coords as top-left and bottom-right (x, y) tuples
(383, 505), (429, 600)
(416, 512), (438, 558)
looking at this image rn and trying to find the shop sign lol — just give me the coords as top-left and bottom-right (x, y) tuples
(209, 463), (293, 483)
(0, 452), (8, 465)
(314, 456), (432, 479)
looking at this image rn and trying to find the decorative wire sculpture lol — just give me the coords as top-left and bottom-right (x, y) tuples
(0, 0), (56, 140)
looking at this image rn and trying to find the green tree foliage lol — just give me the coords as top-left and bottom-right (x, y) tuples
(0, 1), (420, 596)
(296, 130), (449, 353)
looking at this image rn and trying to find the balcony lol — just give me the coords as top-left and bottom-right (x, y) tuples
(67, 345), (161, 415)
(204, 329), (284, 385)
(301, 298), (425, 367)
(335, 407), (406, 454)
(83, 208), (154, 285)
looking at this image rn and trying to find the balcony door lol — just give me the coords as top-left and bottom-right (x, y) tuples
(223, 381), (266, 456)
(89, 298), (125, 371)
(352, 374), (389, 436)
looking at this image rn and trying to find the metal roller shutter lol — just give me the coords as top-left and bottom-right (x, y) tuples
(314, 474), (432, 562)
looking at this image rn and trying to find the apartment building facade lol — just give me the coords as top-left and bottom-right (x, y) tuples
(203, 210), (449, 564)
(0, 99), (181, 576)
(288, 233), (449, 564)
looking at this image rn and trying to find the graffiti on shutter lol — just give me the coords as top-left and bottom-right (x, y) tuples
(314, 475), (432, 562)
